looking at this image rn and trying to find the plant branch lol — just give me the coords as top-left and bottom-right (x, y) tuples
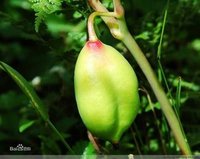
(123, 31), (191, 155)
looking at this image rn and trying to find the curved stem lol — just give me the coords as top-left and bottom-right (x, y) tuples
(88, 12), (98, 41)
(88, 12), (117, 41)
(122, 32), (191, 155)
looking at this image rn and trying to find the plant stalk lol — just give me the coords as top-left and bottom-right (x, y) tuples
(122, 32), (191, 155)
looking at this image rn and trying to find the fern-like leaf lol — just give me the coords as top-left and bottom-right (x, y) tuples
(35, 11), (46, 32)
(29, 0), (64, 32)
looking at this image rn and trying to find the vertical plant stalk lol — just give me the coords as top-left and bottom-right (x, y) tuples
(88, 0), (191, 155)
(122, 22), (191, 156)
(157, 2), (190, 154)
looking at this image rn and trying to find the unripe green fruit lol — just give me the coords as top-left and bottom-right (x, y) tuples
(74, 40), (140, 143)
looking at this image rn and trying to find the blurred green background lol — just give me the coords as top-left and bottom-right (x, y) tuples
(0, 0), (200, 155)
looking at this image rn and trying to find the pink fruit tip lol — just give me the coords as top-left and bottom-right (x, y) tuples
(86, 40), (103, 51)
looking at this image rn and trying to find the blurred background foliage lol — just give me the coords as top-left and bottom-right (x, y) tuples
(0, 0), (200, 155)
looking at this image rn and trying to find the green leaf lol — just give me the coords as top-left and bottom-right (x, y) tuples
(35, 11), (46, 32)
(135, 31), (150, 40)
(29, 0), (63, 32)
(19, 120), (35, 133)
(81, 142), (96, 159)
(169, 77), (200, 92)
(73, 11), (83, 19)
(149, 139), (159, 152)
(0, 61), (74, 154)
(190, 39), (200, 52)
(0, 61), (49, 121)
(175, 77), (182, 114)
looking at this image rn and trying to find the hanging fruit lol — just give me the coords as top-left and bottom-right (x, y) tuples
(74, 39), (140, 143)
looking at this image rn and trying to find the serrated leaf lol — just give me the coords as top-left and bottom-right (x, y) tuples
(29, 0), (64, 32)
(35, 11), (46, 32)
(0, 61), (49, 121)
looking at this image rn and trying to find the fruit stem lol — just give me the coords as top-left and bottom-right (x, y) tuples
(87, 131), (101, 154)
(88, 12), (117, 41)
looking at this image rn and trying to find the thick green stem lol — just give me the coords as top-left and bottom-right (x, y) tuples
(122, 32), (191, 155)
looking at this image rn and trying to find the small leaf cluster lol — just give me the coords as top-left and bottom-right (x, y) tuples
(29, 0), (64, 32)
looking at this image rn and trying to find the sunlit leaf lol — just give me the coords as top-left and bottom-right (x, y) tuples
(19, 120), (35, 133)
(81, 142), (96, 159)
(0, 61), (49, 121)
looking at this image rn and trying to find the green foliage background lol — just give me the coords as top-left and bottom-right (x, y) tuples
(0, 0), (200, 155)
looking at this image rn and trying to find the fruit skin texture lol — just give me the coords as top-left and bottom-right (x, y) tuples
(74, 40), (140, 143)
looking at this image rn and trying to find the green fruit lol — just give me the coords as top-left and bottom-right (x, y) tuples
(74, 40), (140, 142)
